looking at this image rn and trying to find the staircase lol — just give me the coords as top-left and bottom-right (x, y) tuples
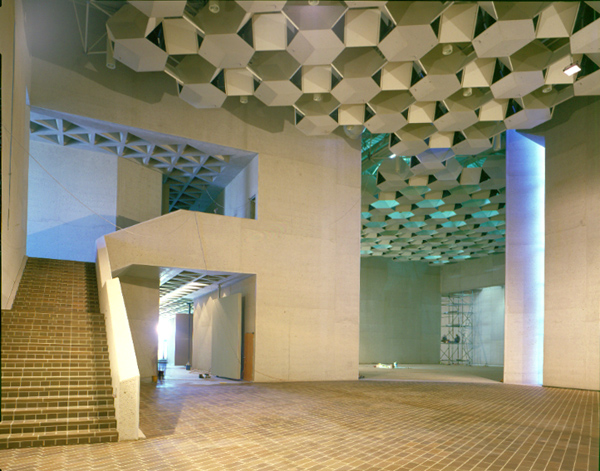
(1, 257), (119, 449)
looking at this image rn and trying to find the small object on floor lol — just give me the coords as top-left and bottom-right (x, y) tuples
(186, 362), (191, 371)
(358, 375), (365, 379)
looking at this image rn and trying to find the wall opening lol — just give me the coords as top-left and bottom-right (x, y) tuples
(157, 269), (256, 383)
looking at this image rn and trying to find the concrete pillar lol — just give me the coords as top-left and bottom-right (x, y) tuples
(119, 275), (160, 380)
(504, 130), (545, 385)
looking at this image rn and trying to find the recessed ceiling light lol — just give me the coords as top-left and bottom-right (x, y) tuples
(240, 96), (248, 104)
(313, 93), (322, 102)
(563, 62), (581, 76)
(462, 87), (473, 97)
(442, 44), (453, 56)
(541, 84), (553, 94)
(308, 0), (320, 5)
(208, 0), (220, 14)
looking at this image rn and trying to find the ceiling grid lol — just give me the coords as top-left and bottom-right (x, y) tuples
(48, 1), (600, 264)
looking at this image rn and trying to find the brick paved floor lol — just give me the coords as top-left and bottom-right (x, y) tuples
(0, 380), (597, 470)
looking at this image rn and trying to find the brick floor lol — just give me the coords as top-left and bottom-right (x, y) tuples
(0, 380), (597, 470)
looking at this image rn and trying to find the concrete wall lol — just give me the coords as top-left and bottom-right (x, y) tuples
(504, 131), (545, 386)
(1, 0), (31, 309)
(192, 297), (213, 372)
(167, 316), (176, 366)
(174, 314), (191, 366)
(360, 258), (441, 364)
(119, 276), (160, 380)
(93, 123), (359, 384)
(223, 156), (259, 219)
(207, 156), (258, 218)
(27, 141), (118, 262)
(25, 141), (162, 262)
(472, 286), (505, 367)
(192, 276), (256, 376)
(116, 157), (163, 229)
(25, 0), (360, 382)
(539, 97), (600, 391)
(440, 254), (505, 294)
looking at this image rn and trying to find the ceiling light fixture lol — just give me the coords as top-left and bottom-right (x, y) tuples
(106, 37), (116, 69)
(462, 87), (473, 97)
(541, 84), (553, 94)
(313, 93), (322, 102)
(389, 154), (397, 159)
(208, 0), (220, 14)
(308, 0), (320, 5)
(442, 44), (453, 56)
(563, 62), (581, 76)
(343, 125), (364, 140)
(240, 96), (248, 104)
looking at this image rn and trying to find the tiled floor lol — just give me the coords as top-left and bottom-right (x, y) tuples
(359, 364), (504, 383)
(0, 374), (597, 471)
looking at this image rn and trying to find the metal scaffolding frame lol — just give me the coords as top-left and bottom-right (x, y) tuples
(440, 291), (474, 365)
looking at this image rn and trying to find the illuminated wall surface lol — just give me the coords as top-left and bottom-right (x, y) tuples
(26, 141), (118, 262)
(504, 130), (545, 385)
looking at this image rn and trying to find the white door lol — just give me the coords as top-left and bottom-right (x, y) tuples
(211, 293), (243, 380)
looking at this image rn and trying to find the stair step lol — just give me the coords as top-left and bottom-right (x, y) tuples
(2, 350), (109, 361)
(2, 318), (105, 326)
(2, 332), (107, 340)
(1, 404), (116, 422)
(0, 428), (118, 449)
(2, 315), (105, 323)
(2, 344), (108, 353)
(1, 324), (106, 333)
(0, 258), (118, 450)
(2, 367), (111, 377)
(2, 394), (114, 409)
(2, 337), (108, 347)
(2, 360), (111, 368)
(2, 310), (104, 317)
(2, 385), (113, 399)
(0, 416), (117, 435)
(2, 377), (113, 388)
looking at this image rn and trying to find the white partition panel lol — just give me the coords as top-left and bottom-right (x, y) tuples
(211, 293), (243, 380)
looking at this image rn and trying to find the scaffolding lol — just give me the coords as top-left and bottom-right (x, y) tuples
(440, 291), (474, 365)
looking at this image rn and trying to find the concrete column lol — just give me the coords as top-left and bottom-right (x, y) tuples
(504, 130), (545, 385)
(119, 275), (160, 380)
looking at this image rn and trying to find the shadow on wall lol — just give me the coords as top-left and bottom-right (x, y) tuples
(22, 0), (294, 135)
(27, 214), (116, 263)
(23, 0), (172, 105)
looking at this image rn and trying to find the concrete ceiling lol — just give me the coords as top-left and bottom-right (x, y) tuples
(158, 267), (242, 317)
(115, 263), (245, 317)
(33, 0), (600, 265)
(96, 0), (600, 136)
(29, 108), (256, 212)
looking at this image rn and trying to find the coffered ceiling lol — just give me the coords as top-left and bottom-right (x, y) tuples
(41, 1), (600, 264)
(95, 0), (599, 137)
(29, 108), (256, 212)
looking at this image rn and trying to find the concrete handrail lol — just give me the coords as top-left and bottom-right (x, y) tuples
(96, 237), (140, 441)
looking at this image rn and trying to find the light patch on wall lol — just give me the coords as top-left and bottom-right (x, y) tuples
(505, 129), (545, 386)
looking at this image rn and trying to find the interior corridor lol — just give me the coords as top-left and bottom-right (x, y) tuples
(0, 377), (597, 471)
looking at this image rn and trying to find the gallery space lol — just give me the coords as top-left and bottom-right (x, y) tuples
(2, 0), (599, 468)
